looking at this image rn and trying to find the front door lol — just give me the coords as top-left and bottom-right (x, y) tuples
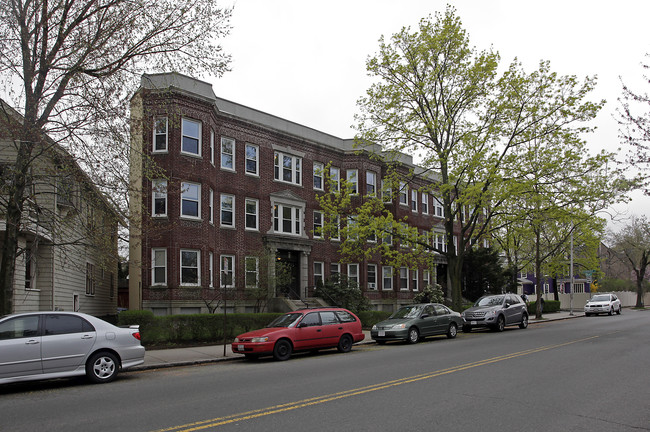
(276, 249), (300, 299)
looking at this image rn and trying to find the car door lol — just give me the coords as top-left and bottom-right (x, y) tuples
(40, 314), (97, 374)
(0, 315), (42, 379)
(318, 311), (344, 347)
(505, 295), (523, 324)
(433, 305), (452, 334)
(418, 305), (438, 336)
(292, 312), (323, 350)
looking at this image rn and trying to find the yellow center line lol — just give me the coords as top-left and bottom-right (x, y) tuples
(151, 335), (600, 432)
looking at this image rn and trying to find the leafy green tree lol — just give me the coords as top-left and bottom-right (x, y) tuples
(329, 6), (607, 311)
(413, 284), (445, 304)
(461, 247), (506, 302)
(314, 274), (370, 314)
(0, 0), (232, 315)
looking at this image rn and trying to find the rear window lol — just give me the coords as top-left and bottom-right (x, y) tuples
(335, 311), (357, 323)
(320, 311), (340, 325)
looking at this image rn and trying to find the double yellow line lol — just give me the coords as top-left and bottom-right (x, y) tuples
(152, 335), (600, 432)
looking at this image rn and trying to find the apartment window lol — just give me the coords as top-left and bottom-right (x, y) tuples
(220, 255), (235, 288)
(245, 198), (258, 230)
(313, 162), (324, 190)
(330, 167), (340, 192)
(400, 267), (409, 290)
(151, 248), (167, 286)
(366, 171), (377, 196)
(348, 263), (359, 285)
(347, 169), (358, 194)
(180, 250), (200, 286)
(399, 182), (408, 205)
(422, 192), (429, 214)
(181, 182), (201, 219)
(152, 179), (167, 217)
(209, 252), (214, 288)
(330, 263), (341, 277)
(153, 117), (168, 152)
(273, 204), (301, 235)
(209, 189), (214, 224)
(423, 270), (430, 288)
(24, 245), (34, 290)
(274, 151), (302, 185)
(210, 130), (215, 165)
(346, 216), (358, 241)
(245, 144), (259, 175)
(367, 264), (377, 290)
(181, 118), (201, 156)
(221, 194), (235, 227)
(313, 210), (323, 238)
(314, 262), (324, 287)
(411, 190), (418, 212)
(434, 197), (444, 217)
(245, 256), (258, 288)
(85, 263), (95, 296)
(331, 215), (340, 241)
(382, 180), (392, 203)
(435, 232), (447, 252)
(412, 269), (419, 291)
(383, 225), (392, 245)
(221, 137), (235, 170)
(382, 266), (393, 290)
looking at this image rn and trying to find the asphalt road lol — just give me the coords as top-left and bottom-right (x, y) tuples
(1, 311), (649, 432)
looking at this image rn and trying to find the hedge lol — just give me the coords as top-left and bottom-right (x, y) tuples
(527, 300), (561, 314)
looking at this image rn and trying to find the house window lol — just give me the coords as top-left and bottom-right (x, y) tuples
(400, 267), (409, 290)
(423, 270), (430, 288)
(221, 137), (235, 170)
(366, 171), (377, 196)
(86, 262), (95, 296)
(399, 182), (408, 205)
(435, 232), (447, 252)
(274, 151), (302, 185)
(273, 204), (301, 235)
(383, 225), (392, 245)
(348, 263), (359, 285)
(330, 263), (341, 277)
(153, 117), (168, 152)
(422, 193), (429, 214)
(313, 162), (324, 190)
(367, 264), (377, 290)
(221, 194), (235, 227)
(382, 180), (392, 203)
(329, 167), (340, 192)
(209, 189), (214, 224)
(181, 118), (201, 156)
(434, 197), (444, 217)
(152, 248), (167, 285)
(314, 262), (324, 287)
(411, 190), (418, 212)
(245, 198), (258, 230)
(313, 210), (323, 238)
(412, 269), (419, 291)
(151, 179), (167, 217)
(245, 144), (259, 175)
(180, 250), (200, 286)
(382, 266), (393, 290)
(331, 215), (340, 241)
(24, 245), (34, 290)
(181, 182), (201, 219)
(346, 169), (358, 194)
(210, 130), (215, 165)
(209, 252), (214, 288)
(245, 256), (258, 288)
(220, 255), (235, 288)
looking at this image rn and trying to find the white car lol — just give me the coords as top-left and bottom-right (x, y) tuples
(0, 311), (145, 384)
(584, 294), (622, 316)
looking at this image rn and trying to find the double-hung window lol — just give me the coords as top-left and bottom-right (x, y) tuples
(245, 144), (258, 175)
(245, 256), (258, 288)
(330, 167), (340, 192)
(221, 137), (235, 170)
(423, 270), (430, 288)
(273, 204), (302, 235)
(422, 192), (429, 214)
(412, 269), (419, 291)
(411, 190), (418, 212)
(153, 117), (168, 152)
(348, 264), (359, 285)
(221, 194), (235, 227)
(314, 262), (324, 287)
(367, 264), (377, 290)
(313, 162), (324, 190)
(366, 171), (377, 196)
(209, 189), (214, 224)
(86, 263), (95, 296)
(399, 182), (408, 205)
(313, 210), (323, 238)
(152, 179), (167, 217)
(151, 248), (167, 285)
(400, 267), (409, 290)
(181, 182), (200, 219)
(181, 118), (201, 156)
(434, 197), (444, 217)
(210, 130), (215, 165)
(220, 255), (235, 288)
(274, 151), (302, 185)
(382, 180), (392, 203)
(382, 266), (393, 290)
(346, 169), (358, 194)
(180, 250), (200, 286)
(245, 198), (258, 230)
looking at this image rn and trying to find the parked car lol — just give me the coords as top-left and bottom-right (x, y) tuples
(584, 294), (622, 316)
(232, 307), (365, 361)
(371, 303), (462, 344)
(0, 311), (145, 385)
(462, 294), (529, 332)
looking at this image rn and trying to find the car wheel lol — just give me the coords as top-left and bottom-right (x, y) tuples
(608, 307), (614, 316)
(337, 334), (353, 353)
(446, 323), (458, 339)
(617, 305), (622, 315)
(585, 313), (591, 317)
(495, 315), (505, 332)
(406, 327), (420, 344)
(273, 339), (293, 361)
(86, 351), (119, 384)
(519, 313), (529, 329)
(462, 325), (472, 333)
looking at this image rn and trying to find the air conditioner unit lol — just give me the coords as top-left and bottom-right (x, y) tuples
(368, 282), (376, 289)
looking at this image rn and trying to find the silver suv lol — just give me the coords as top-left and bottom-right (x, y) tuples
(462, 294), (529, 332)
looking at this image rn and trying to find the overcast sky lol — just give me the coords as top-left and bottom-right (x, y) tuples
(211, 0), (649, 229)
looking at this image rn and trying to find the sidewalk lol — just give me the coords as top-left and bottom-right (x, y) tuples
(133, 310), (584, 371)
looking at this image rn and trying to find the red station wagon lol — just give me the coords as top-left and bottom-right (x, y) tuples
(232, 308), (365, 361)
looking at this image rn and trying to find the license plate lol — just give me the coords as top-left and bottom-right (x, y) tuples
(378, 330), (385, 337)
(471, 321), (477, 325)
(237, 344), (244, 351)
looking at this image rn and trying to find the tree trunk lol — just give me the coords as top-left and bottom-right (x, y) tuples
(447, 254), (464, 311)
(535, 230), (543, 319)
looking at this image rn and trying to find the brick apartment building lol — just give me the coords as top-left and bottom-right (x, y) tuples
(128, 72), (455, 315)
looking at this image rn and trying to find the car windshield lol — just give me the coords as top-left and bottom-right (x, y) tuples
(389, 305), (423, 319)
(267, 313), (303, 328)
(591, 295), (610, 302)
(475, 296), (504, 307)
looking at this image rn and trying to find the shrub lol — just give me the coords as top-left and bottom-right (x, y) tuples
(356, 310), (392, 329)
(527, 300), (561, 314)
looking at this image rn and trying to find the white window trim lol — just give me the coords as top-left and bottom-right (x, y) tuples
(347, 263), (359, 285)
(367, 263), (377, 290)
(153, 117), (168, 153)
(245, 143), (259, 177)
(221, 194), (235, 228)
(314, 262), (324, 287)
(346, 169), (358, 195)
(209, 189), (214, 224)
(313, 162), (324, 191)
(274, 151), (302, 185)
(330, 167), (340, 192)
(412, 269), (419, 292)
(422, 192), (429, 214)
(382, 266), (393, 291)
(152, 179), (167, 217)
(400, 267), (409, 291)
(181, 118), (202, 157)
(221, 136), (236, 171)
(245, 198), (259, 231)
(151, 248), (167, 286)
(209, 252), (214, 288)
(411, 190), (418, 212)
(245, 256), (259, 288)
(399, 182), (408, 206)
(180, 249), (200, 286)
(210, 130), (215, 165)
(180, 182), (201, 220)
(366, 171), (377, 197)
(220, 255), (235, 288)
(313, 210), (323, 239)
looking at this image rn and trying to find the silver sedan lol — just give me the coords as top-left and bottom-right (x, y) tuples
(0, 311), (145, 384)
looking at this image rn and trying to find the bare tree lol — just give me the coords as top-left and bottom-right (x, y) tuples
(608, 216), (650, 308)
(0, 0), (232, 314)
